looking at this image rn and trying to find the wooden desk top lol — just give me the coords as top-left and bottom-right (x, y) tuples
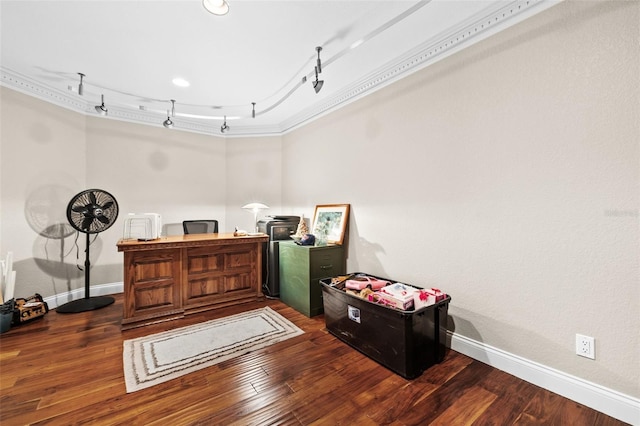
(117, 232), (269, 252)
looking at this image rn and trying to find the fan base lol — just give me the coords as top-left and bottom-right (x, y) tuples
(56, 296), (115, 314)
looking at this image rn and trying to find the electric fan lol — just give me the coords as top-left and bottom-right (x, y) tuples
(56, 189), (119, 314)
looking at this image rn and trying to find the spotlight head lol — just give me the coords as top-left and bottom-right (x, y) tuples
(313, 66), (324, 93)
(163, 112), (174, 129)
(95, 94), (108, 116)
(313, 79), (324, 94)
(163, 100), (176, 128)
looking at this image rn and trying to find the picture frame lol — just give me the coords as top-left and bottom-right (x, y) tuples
(312, 204), (350, 245)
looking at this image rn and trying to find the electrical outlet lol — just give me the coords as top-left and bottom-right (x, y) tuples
(576, 334), (595, 359)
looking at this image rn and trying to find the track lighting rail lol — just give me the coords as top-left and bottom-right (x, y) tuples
(72, 1), (430, 132)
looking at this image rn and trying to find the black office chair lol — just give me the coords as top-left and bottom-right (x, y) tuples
(183, 220), (219, 234)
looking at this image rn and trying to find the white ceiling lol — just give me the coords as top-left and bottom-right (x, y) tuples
(0, 0), (558, 136)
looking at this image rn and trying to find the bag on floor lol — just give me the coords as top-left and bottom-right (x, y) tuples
(12, 293), (49, 325)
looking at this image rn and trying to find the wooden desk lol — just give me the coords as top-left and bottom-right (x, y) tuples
(117, 233), (268, 329)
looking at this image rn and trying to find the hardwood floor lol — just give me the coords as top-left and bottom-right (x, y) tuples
(0, 294), (627, 425)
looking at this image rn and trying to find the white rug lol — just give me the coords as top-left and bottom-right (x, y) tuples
(123, 307), (304, 393)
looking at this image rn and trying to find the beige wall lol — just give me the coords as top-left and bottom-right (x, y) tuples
(0, 0), (637, 403)
(225, 135), (283, 232)
(282, 0), (639, 397)
(1, 87), (88, 297)
(0, 88), (233, 295)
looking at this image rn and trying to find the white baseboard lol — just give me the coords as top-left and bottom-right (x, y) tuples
(44, 282), (124, 310)
(449, 332), (640, 425)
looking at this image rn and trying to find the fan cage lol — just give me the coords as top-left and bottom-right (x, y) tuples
(67, 189), (119, 234)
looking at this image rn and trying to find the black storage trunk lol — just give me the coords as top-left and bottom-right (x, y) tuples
(320, 274), (451, 379)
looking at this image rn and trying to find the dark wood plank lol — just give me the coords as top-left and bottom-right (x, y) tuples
(0, 294), (627, 425)
(469, 368), (544, 426)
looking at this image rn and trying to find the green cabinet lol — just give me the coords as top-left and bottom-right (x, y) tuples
(279, 241), (346, 317)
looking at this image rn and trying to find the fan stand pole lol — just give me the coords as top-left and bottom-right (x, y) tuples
(84, 231), (90, 299)
(56, 233), (115, 314)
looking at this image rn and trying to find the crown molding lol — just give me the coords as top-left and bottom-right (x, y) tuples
(0, 67), (283, 138)
(280, 0), (561, 134)
(1, 0), (560, 138)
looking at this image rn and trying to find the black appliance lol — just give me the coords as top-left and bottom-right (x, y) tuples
(257, 216), (300, 297)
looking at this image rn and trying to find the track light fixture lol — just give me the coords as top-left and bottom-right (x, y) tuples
(163, 113), (173, 129)
(58, 5), (430, 133)
(312, 46), (324, 94)
(78, 73), (85, 96)
(220, 116), (229, 133)
(313, 66), (324, 94)
(95, 94), (108, 115)
(163, 99), (175, 129)
(316, 46), (323, 74)
(203, 0), (229, 15)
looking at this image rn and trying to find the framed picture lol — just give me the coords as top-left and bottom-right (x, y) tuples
(312, 204), (350, 245)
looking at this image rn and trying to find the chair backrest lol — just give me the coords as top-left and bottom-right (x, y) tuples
(183, 220), (219, 234)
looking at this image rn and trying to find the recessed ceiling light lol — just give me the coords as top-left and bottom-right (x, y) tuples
(203, 0), (229, 15)
(172, 77), (190, 88)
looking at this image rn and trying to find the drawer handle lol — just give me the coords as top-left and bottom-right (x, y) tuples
(320, 264), (333, 270)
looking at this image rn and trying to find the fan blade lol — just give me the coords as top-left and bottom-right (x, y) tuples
(81, 217), (93, 231)
(101, 201), (114, 210)
(97, 215), (110, 225)
(89, 191), (97, 205)
(72, 205), (88, 214)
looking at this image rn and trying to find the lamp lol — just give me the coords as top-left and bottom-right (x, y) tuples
(220, 115), (229, 133)
(163, 113), (173, 129)
(163, 99), (175, 129)
(313, 66), (324, 94)
(77, 73), (85, 96)
(203, 0), (229, 15)
(242, 202), (269, 233)
(95, 94), (108, 115)
(312, 46), (324, 93)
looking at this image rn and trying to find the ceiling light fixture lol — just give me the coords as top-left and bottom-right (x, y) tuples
(172, 77), (190, 87)
(252, 102), (256, 119)
(220, 116), (229, 133)
(60, 3), (427, 131)
(316, 46), (323, 73)
(163, 113), (173, 129)
(312, 46), (324, 94)
(163, 99), (175, 129)
(95, 94), (108, 115)
(77, 73), (85, 96)
(203, 0), (229, 16)
(313, 66), (324, 94)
